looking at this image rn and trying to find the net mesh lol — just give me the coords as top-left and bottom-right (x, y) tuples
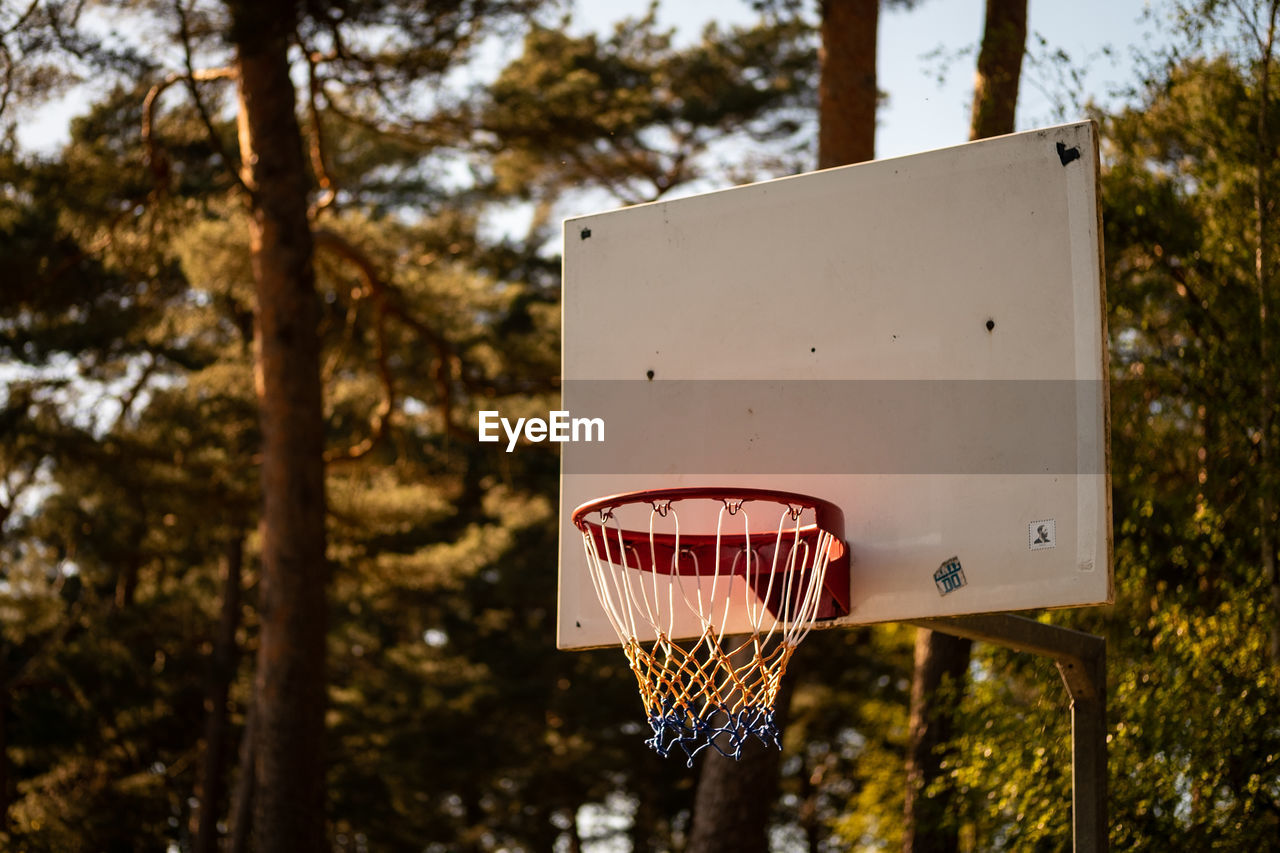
(577, 495), (838, 765)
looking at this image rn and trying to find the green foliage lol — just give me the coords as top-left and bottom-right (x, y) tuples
(1109, 597), (1280, 848)
(480, 11), (816, 204)
(2, 2), (827, 850)
(861, 23), (1280, 851)
(807, 625), (913, 851)
(1094, 36), (1280, 845)
(938, 645), (1073, 851)
(828, 9), (1280, 850)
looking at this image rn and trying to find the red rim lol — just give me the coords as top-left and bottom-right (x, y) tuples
(571, 486), (850, 620)
(571, 486), (844, 537)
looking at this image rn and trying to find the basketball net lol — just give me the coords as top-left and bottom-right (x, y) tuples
(576, 494), (841, 765)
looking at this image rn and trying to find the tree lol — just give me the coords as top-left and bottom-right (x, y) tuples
(818, 0), (879, 167)
(478, 11), (817, 207)
(682, 0), (909, 848)
(1, 3), (834, 849)
(891, 3), (1280, 848)
(222, 1), (330, 846)
(1239, 0), (1280, 664)
(1096, 9), (1280, 837)
(901, 3), (1026, 851)
(679, 2), (876, 849)
(1, 90), (249, 846)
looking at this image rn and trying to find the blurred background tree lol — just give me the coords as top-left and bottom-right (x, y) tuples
(886, 2), (1280, 850)
(1, 1), (820, 850)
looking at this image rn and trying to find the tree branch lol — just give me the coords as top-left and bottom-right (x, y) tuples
(313, 228), (473, 458)
(0, 459), (38, 531)
(317, 85), (464, 152)
(312, 236), (394, 464)
(3, 598), (85, 694)
(1165, 259), (1231, 343)
(27, 209), (125, 291)
(113, 352), (160, 429)
(299, 35), (337, 217)
(141, 62), (237, 194)
(0, 0), (42, 38)
(0, 39), (18, 119)
(1228, 0), (1266, 52)
(173, 0), (248, 196)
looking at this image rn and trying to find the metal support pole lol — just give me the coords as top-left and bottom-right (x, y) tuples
(909, 614), (1107, 853)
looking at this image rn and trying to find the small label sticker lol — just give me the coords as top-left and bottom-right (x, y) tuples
(1029, 519), (1056, 551)
(934, 557), (967, 596)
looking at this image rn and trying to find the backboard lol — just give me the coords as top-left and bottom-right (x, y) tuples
(557, 121), (1111, 651)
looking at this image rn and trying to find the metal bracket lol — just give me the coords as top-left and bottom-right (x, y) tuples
(909, 614), (1107, 853)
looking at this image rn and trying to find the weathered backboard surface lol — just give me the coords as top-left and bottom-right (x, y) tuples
(558, 121), (1111, 650)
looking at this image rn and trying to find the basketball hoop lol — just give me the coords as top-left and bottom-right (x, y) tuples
(572, 487), (850, 764)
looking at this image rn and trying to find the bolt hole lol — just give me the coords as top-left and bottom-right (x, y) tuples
(646, 369), (655, 380)
(985, 319), (996, 332)
(580, 227), (592, 240)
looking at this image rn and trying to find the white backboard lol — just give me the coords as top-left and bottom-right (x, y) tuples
(557, 121), (1112, 650)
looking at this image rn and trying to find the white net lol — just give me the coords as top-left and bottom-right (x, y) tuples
(576, 493), (841, 764)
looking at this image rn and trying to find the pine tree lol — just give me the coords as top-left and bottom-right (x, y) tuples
(903, 3), (1027, 850)
(1, 3), (829, 849)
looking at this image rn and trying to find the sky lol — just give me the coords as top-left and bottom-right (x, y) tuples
(15, 1), (1166, 162)
(571, 0), (1163, 159)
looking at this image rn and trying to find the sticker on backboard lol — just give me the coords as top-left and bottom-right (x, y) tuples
(933, 557), (967, 596)
(1029, 520), (1057, 551)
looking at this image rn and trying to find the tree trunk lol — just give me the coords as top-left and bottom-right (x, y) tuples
(565, 809), (583, 853)
(687, 5), (881, 847)
(227, 701), (257, 853)
(114, 554), (140, 610)
(685, 738), (783, 853)
(629, 790), (667, 853)
(686, 675), (794, 853)
(797, 753), (824, 853)
(1252, 1), (1280, 666)
(818, 0), (878, 168)
(0, 665), (8, 836)
(190, 535), (245, 853)
(902, 630), (970, 852)
(226, 1), (329, 849)
(903, 4), (1026, 852)
(968, 0), (1027, 142)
